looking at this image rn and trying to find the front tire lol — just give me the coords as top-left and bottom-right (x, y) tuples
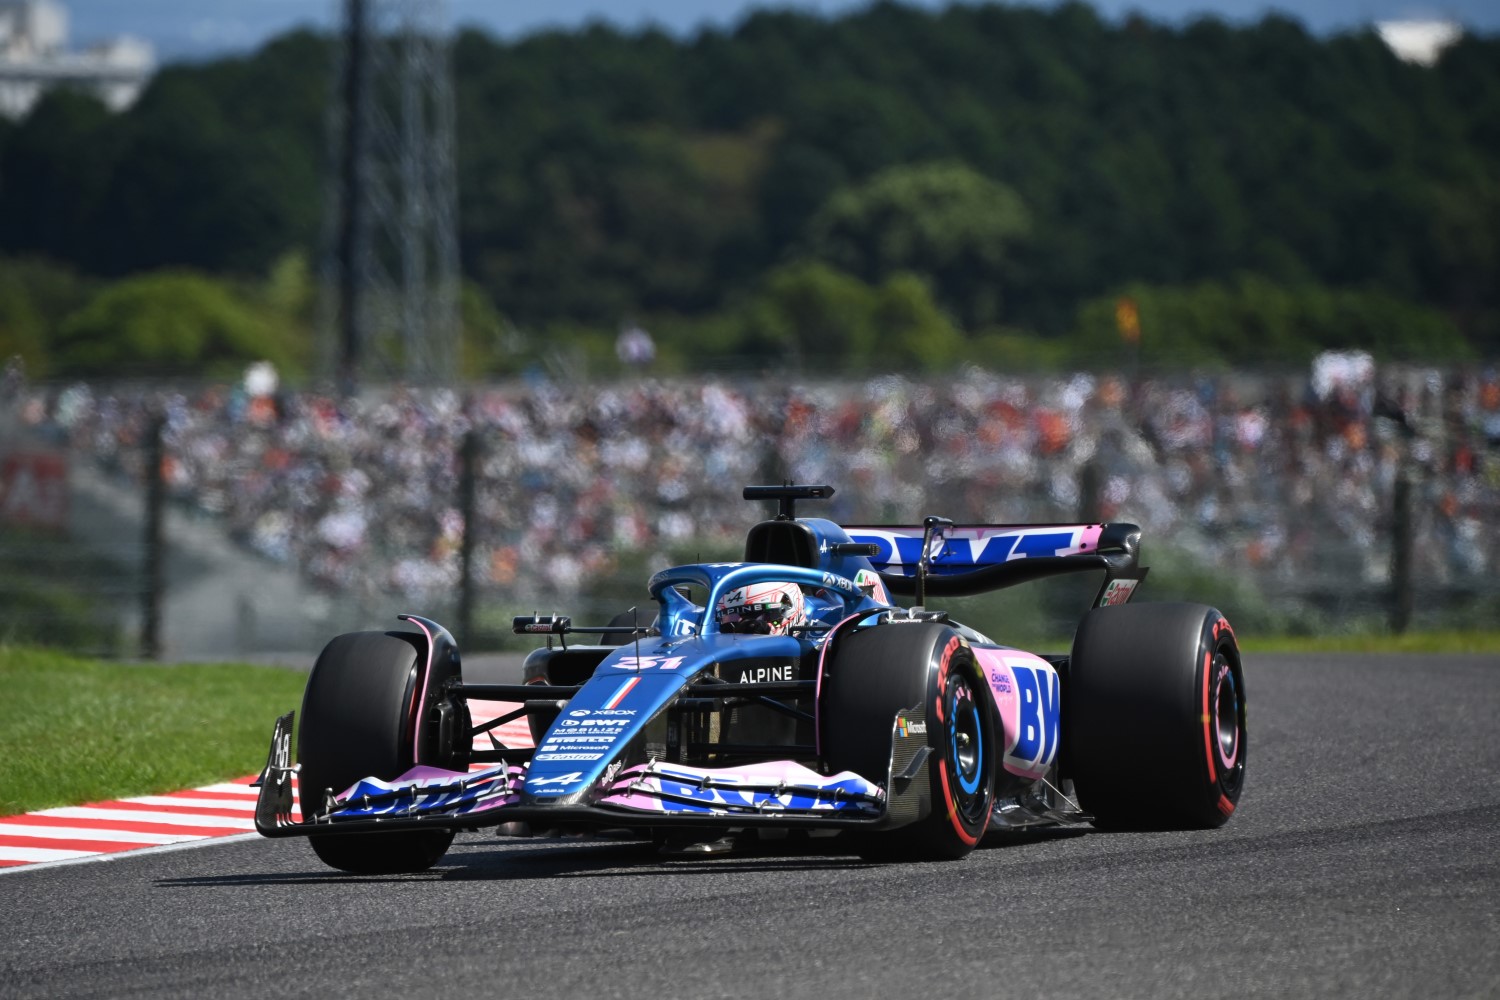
(298, 630), (455, 873)
(822, 622), (996, 860)
(1065, 602), (1246, 829)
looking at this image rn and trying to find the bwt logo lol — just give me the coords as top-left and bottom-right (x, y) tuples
(850, 529), (1081, 567)
(1004, 664), (1060, 772)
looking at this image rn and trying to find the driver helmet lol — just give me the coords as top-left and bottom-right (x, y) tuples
(716, 581), (806, 636)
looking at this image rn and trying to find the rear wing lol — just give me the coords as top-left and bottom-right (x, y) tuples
(842, 522), (1145, 603)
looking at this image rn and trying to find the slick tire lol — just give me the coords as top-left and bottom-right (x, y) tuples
(822, 622), (996, 860)
(298, 630), (454, 874)
(1065, 602), (1247, 829)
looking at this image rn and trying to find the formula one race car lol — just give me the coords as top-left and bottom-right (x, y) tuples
(254, 484), (1247, 873)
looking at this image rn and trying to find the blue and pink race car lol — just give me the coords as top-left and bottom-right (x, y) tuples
(254, 484), (1247, 872)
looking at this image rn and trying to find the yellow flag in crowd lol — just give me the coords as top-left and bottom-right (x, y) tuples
(1115, 297), (1141, 345)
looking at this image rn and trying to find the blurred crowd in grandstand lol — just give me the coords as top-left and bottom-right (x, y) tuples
(8, 356), (1500, 606)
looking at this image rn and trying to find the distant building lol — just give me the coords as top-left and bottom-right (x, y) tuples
(1376, 18), (1463, 67)
(0, 0), (155, 120)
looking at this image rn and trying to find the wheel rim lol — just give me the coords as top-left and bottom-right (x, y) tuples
(947, 675), (989, 821)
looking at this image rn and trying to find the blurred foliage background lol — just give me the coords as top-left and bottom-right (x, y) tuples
(0, 2), (1496, 380)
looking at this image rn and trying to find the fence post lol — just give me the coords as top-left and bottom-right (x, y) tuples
(457, 427), (478, 647)
(1390, 468), (1413, 635)
(141, 413), (165, 659)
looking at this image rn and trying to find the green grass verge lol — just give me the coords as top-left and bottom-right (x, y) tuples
(1022, 630), (1500, 656)
(0, 646), (307, 816)
(1239, 631), (1500, 654)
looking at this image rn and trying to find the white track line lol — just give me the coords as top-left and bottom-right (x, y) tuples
(29, 807), (256, 830)
(0, 845), (99, 863)
(0, 823), (202, 845)
(121, 794), (266, 810)
(195, 783), (265, 796)
(0, 833), (263, 875)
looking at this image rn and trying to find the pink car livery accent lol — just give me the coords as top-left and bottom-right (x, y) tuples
(972, 648), (1061, 780)
(330, 763), (527, 819)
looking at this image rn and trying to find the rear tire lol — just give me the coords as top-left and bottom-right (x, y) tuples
(298, 630), (455, 874)
(1065, 603), (1246, 829)
(822, 622), (996, 860)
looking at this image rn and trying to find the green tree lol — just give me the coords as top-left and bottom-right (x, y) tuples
(102, 71), (317, 275)
(1073, 275), (1471, 366)
(255, 250), (317, 374)
(0, 258), (93, 377)
(54, 271), (304, 377)
(0, 8), (1495, 358)
(741, 261), (875, 366)
(0, 268), (46, 373)
(802, 162), (1030, 330)
(870, 272), (967, 371)
(457, 281), (524, 377)
(739, 260), (961, 373)
(0, 91), (120, 268)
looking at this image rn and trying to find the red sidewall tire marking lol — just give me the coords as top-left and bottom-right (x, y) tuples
(1200, 632), (1218, 786)
(933, 637), (986, 846)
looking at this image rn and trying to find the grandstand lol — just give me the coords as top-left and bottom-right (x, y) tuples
(3, 358), (1495, 656)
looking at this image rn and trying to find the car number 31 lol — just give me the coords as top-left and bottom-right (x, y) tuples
(609, 655), (687, 671)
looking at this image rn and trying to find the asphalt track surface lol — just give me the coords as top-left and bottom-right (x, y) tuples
(2, 652), (1497, 999)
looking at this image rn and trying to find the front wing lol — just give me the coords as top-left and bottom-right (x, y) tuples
(253, 712), (919, 838)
